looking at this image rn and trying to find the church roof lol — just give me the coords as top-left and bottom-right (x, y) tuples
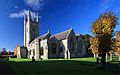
(29, 33), (49, 45)
(51, 28), (73, 40)
(29, 28), (73, 44)
(37, 32), (50, 40)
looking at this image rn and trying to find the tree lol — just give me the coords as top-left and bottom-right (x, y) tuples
(115, 31), (120, 61)
(109, 38), (116, 61)
(14, 45), (20, 56)
(83, 34), (92, 55)
(1, 48), (7, 56)
(8, 50), (11, 55)
(0, 51), (1, 56)
(89, 37), (99, 58)
(91, 11), (118, 68)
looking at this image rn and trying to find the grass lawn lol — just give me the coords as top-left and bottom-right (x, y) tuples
(6, 57), (114, 74)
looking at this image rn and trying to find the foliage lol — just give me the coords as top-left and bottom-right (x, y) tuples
(92, 11), (118, 52)
(109, 31), (120, 56)
(91, 11), (118, 67)
(8, 50), (11, 55)
(89, 37), (99, 54)
(92, 12), (118, 36)
(13, 45), (20, 56)
(109, 38), (116, 54)
(82, 34), (92, 54)
(115, 31), (120, 54)
(83, 34), (91, 47)
(0, 51), (1, 56)
(1, 48), (7, 55)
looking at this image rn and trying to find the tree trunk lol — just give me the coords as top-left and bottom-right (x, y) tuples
(118, 55), (120, 61)
(94, 54), (96, 58)
(106, 53), (108, 60)
(101, 53), (106, 69)
(94, 54), (98, 58)
(110, 53), (112, 61)
(96, 54), (98, 58)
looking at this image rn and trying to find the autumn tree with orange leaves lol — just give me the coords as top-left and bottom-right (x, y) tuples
(91, 11), (118, 68)
(13, 45), (20, 56)
(114, 31), (120, 60)
(89, 37), (99, 58)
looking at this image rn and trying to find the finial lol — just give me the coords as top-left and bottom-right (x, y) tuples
(32, 16), (34, 21)
(28, 9), (31, 16)
(36, 13), (39, 22)
(24, 12), (26, 17)
(48, 29), (50, 34)
(24, 12), (26, 21)
(28, 9), (31, 21)
(69, 28), (73, 31)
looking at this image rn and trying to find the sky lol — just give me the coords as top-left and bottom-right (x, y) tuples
(0, 0), (120, 51)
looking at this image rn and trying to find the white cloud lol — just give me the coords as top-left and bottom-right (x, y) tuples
(24, 0), (45, 10)
(9, 9), (40, 18)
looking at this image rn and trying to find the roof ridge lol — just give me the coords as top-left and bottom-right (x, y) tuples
(39, 32), (48, 37)
(37, 32), (48, 39)
(52, 28), (72, 37)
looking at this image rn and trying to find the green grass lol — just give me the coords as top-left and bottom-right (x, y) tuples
(6, 57), (113, 74)
(9, 57), (96, 62)
(9, 58), (32, 62)
(112, 55), (119, 61)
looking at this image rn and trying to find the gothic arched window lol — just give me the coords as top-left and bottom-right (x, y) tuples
(33, 49), (35, 56)
(29, 50), (31, 55)
(40, 47), (44, 55)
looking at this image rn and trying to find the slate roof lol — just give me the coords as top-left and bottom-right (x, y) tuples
(37, 33), (49, 40)
(51, 28), (73, 40)
(29, 32), (49, 44)
(29, 28), (73, 44)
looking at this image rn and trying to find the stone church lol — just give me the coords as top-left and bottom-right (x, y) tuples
(18, 10), (86, 59)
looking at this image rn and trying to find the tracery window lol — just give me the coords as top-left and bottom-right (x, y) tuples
(40, 47), (44, 55)
(33, 49), (35, 56)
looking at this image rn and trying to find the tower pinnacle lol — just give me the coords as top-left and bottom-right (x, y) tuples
(36, 13), (39, 22)
(28, 9), (31, 21)
(48, 29), (50, 34)
(24, 13), (26, 24)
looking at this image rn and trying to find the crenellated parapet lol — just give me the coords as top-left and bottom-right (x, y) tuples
(24, 9), (40, 48)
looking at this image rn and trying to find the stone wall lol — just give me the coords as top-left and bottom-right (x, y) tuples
(49, 37), (60, 58)
(17, 46), (27, 59)
(40, 39), (48, 59)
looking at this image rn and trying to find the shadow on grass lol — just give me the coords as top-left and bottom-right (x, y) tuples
(6, 59), (113, 74)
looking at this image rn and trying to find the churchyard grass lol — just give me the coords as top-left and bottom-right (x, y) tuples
(5, 57), (115, 74)
(9, 58), (32, 62)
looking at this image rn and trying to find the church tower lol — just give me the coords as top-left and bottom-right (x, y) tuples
(24, 10), (39, 47)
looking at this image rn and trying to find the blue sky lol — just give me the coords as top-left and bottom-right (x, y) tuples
(0, 0), (120, 51)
